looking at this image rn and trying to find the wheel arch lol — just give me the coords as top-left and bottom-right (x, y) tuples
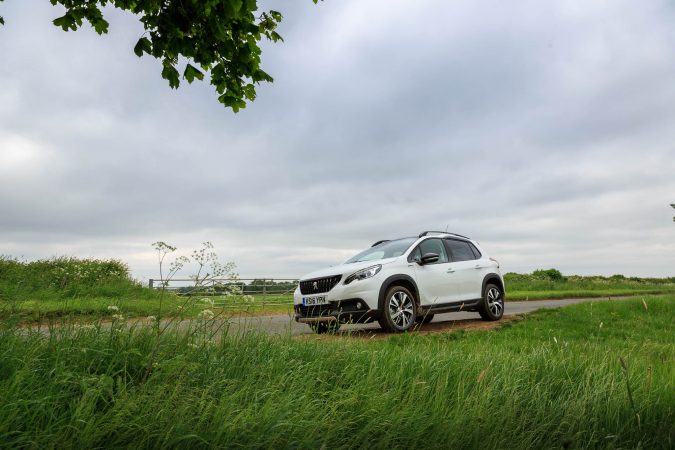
(377, 274), (419, 311)
(482, 273), (505, 299)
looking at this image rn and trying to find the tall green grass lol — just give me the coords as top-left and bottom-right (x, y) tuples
(0, 256), (157, 301)
(0, 256), (174, 321)
(0, 296), (672, 449)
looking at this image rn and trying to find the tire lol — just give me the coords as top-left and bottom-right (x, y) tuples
(479, 283), (504, 321)
(309, 322), (340, 334)
(415, 314), (434, 324)
(378, 285), (417, 332)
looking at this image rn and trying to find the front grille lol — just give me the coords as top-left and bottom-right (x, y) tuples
(299, 275), (341, 295)
(295, 304), (334, 318)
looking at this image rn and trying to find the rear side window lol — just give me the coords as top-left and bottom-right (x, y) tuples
(445, 239), (477, 262)
(469, 243), (482, 259)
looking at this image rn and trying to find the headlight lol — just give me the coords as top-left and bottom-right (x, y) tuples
(344, 265), (382, 284)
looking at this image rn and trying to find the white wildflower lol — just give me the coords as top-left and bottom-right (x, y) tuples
(107, 305), (119, 312)
(201, 298), (215, 306)
(187, 343), (199, 349)
(111, 314), (125, 321)
(198, 309), (215, 320)
(147, 315), (157, 322)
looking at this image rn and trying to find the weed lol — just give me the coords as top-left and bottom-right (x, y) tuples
(0, 296), (671, 449)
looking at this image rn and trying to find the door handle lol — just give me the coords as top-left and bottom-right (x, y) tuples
(474, 265), (483, 269)
(447, 268), (455, 273)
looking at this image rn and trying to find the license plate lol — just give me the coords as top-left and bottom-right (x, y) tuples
(302, 296), (327, 306)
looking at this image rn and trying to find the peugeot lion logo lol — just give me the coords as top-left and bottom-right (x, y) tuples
(313, 281), (319, 291)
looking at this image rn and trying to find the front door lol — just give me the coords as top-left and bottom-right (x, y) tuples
(410, 238), (458, 305)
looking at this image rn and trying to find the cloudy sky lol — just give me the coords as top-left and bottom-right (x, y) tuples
(1, 0), (674, 281)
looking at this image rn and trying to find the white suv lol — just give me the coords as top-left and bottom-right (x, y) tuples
(294, 231), (505, 333)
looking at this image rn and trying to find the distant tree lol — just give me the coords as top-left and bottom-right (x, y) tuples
(0, 0), (319, 111)
(532, 268), (565, 282)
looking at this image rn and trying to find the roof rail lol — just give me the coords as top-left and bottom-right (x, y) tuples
(371, 239), (390, 247)
(418, 231), (471, 240)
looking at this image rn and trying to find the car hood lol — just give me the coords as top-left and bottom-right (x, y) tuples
(299, 257), (398, 281)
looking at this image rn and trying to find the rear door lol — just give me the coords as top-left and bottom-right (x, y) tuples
(409, 238), (458, 305)
(444, 239), (484, 300)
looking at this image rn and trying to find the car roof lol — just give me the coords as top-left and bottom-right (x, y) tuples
(371, 233), (475, 248)
(418, 230), (471, 239)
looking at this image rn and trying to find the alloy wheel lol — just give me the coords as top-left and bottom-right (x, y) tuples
(487, 287), (503, 316)
(388, 290), (414, 329)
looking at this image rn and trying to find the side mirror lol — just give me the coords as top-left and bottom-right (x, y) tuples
(419, 253), (439, 265)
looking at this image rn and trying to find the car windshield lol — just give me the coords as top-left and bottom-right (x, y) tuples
(345, 238), (417, 264)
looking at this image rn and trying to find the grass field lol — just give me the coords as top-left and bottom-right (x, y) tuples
(0, 296), (672, 449)
(0, 294), (293, 323)
(504, 270), (675, 300)
(2, 256), (675, 322)
(0, 257), (289, 322)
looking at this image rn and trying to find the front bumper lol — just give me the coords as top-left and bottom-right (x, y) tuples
(293, 276), (380, 323)
(294, 298), (379, 324)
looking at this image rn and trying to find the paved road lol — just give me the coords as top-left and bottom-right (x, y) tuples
(226, 297), (611, 337)
(23, 297), (618, 338)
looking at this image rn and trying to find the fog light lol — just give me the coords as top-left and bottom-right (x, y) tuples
(356, 302), (362, 310)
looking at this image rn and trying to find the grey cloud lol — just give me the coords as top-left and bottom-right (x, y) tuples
(1, 0), (674, 279)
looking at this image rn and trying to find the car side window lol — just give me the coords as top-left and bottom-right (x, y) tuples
(469, 243), (482, 259)
(409, 238), (449, 264)
(445, 239), (477, 262)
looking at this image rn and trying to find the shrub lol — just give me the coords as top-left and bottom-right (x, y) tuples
(0, 256), (151, 301)
(532, 268), (565, 282)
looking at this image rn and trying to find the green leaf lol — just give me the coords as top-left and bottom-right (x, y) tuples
(242, 84), (256, 101)
(53, 14), (76, 31)
(161, 64), (180, 89)
(133, 37), (152, 57)
(93, 18), (109, 35)
(252, 69), (273, 83)
(218, 93), (245, 112)
(243, 0), (257, 13)
(230, 0), (243, 16)
(183, 64), (204, 83)
(218, 94), (247, 113)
